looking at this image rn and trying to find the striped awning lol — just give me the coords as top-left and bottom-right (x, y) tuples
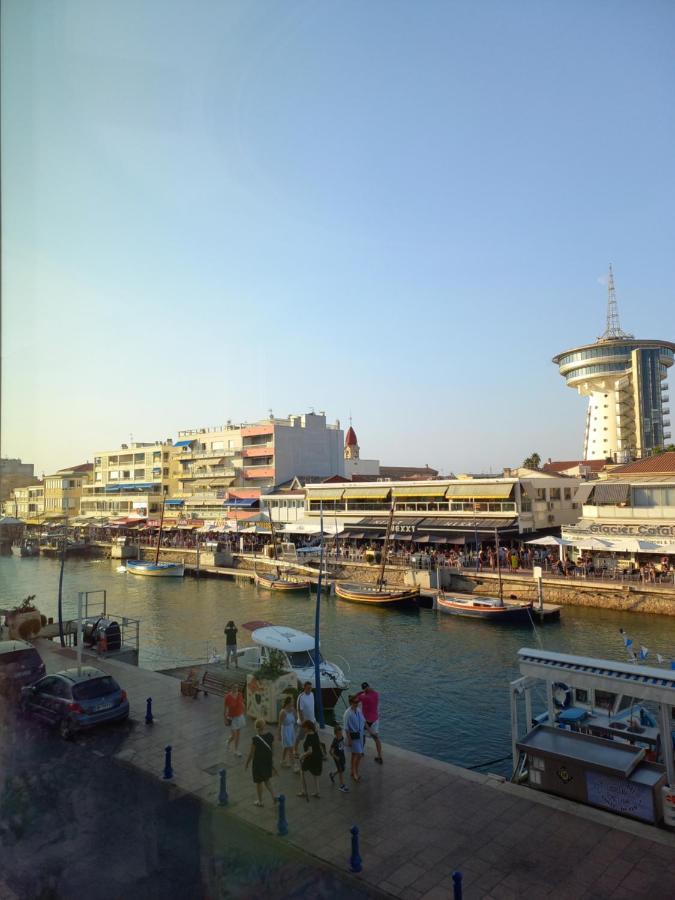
(307, 488), (345, 501)
(391, 485), (447, 498)
(574, 483), (595, 504)
(343, 487), (391, 500)
(592, 483), (630, 504)
(445, 483), (514, 499)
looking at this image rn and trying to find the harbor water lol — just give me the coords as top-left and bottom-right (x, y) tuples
(3, 555), (675, 776)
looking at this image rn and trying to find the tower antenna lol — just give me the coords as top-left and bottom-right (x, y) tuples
(599, 264), (633, 341)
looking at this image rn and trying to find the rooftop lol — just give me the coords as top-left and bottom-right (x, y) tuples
(609, 451), (675, 477)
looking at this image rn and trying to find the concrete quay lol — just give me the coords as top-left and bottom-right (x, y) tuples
(25, 640), (675, 899)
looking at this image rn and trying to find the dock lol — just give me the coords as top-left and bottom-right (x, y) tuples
(22, 639), (675, 899)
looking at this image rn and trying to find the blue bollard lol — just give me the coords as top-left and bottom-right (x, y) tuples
(349, 825), (362, 873)
(163, 745), (173, 779)
(218, 768), (228, 806)
(277, 794), (288, 836)
(145, 697), (154, 724)
(452, 871), (463, 900)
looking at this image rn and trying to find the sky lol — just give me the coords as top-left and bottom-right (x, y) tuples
(2, 0), (675, 477)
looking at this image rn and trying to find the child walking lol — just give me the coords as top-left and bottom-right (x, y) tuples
(329, 725), (349, 793)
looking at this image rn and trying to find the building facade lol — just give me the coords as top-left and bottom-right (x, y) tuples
(553, 268), (674, 462)
(0, 458), (39, 501)
(44, 464), (93, 519)
(8, 484), (45, 522)
(80, 442), (173, 519)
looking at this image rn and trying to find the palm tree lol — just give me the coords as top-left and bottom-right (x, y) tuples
(522, 452), (541, 470)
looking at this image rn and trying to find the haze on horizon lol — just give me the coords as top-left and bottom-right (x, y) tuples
(3, 1), (675, 477)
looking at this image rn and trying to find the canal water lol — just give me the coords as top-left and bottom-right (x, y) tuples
(3, 556), (675, 776)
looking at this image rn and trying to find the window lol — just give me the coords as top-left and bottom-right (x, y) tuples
(109, 471), (119, 480)
(535, 489), (546, 501)
(564, 488), (572, 500)
(549, 488), (561, 501)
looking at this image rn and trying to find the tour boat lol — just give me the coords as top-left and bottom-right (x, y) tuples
(255, 571), (311, 592)
(126, 560), (185, 577)
(335, 581), (420, 607)
(437, 593), (533, 623)
(216, 621), (349, 710)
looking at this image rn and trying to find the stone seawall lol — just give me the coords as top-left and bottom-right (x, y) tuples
(471, 572), (675, 616)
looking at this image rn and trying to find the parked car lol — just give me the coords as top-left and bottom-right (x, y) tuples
(20, 666), (129, 739)
(0, 640), (46, 698)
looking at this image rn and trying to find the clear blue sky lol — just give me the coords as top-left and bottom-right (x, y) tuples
(3, 0), (675, 475)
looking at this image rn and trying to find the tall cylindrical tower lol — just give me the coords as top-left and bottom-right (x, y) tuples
(553, 268), (674, 462)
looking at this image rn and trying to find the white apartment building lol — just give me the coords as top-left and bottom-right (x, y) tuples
(80, 441), (173, 519)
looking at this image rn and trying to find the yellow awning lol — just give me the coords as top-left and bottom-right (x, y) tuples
(308, 488), (344, 501)
(392, 485), (448, 498)
(446, 483), (513, 499)
(343, 487), (392, 501)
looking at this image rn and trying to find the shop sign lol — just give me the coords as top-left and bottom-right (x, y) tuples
(570, 522), (675, 538)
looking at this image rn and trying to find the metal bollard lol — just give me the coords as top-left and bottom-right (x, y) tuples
(145, 697), (154, 724)
(218, 768), (228, 806)
(452, 871), (463, 900)
(277, 794), (288, 836)
(163, 745), (173, 779)
(349, 825), (362, 873)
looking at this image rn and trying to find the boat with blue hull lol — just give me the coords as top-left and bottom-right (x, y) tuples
(126, 560), (184, 578)
(437, 593), (533, 623)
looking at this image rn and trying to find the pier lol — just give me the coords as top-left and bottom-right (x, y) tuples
(20, 639), (675, 899)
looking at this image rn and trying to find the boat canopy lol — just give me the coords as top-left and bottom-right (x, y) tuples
(251, 626), (317, 652)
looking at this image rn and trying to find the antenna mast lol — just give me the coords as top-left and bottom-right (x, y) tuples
(598, 264), (633, 341)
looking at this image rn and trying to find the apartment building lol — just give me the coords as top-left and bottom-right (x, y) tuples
(44, 463), (93, 518)
(80, 441), (173, 519)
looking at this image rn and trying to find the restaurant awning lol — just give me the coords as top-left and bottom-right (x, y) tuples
(591, 483), (631, 505)
(307, 487), (344, 501)
(343, 487), (391, 501)
(445, 483), (514, 499)
(391, 485), (448, 498)
(416, 517), (518, 533)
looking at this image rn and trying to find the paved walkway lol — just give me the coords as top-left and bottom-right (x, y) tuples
(35, 642), (675, 899)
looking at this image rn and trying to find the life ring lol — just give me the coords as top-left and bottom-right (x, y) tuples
(553, 682), (572, 709)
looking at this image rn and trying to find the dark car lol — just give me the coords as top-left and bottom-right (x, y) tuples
(21, 666), (129, 739)
(0, 640), (46, 698)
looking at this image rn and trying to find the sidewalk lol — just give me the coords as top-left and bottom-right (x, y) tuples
(35, 641), (675, 899)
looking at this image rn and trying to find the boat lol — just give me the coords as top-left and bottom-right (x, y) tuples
(11, 542), (39, 558)
(335, 505), (420, 607)
(437, 592), (533, 622)
(126, 560), (185, 577)
(126, 500), (184, 578)
(254, 501), (311, 592)
(255, 571), (310, 592)
(231, 621), (349, 710)
(41, 540), (90, 557)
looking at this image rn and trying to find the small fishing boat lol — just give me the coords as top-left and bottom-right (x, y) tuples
(335, 505), (420, 607)
(11, 542), (39, 558)
(437, 593), (533, 622)
(255, 571), (310, 592)
(229, 621), (349, 710)
(126, 560), (185, 577)
(125, 501), (184, 578)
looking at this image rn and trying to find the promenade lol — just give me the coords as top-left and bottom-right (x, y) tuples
(28, 641), (675, 899)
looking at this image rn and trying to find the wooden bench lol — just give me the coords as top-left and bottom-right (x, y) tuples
(201, 670), (232, 697)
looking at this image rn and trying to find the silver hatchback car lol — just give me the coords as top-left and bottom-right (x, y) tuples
(21, 666), (129, 739)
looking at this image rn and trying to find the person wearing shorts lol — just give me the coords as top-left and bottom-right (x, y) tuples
(224, 683), (246, 757)
(356, 681), (383, 764)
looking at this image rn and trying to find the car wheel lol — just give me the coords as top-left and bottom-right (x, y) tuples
(59, 717), (74, 740)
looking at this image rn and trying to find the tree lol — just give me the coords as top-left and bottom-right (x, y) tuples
(523, 452), (541, 470)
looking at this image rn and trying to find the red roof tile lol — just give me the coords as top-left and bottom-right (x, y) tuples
(610, 451), (675, 475)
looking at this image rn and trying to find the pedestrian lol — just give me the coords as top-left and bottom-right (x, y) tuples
(294, 681), (316, 755)
(277, 694), (296, 768)
(344, 694), (366, 782)
(224, 619), (238, 669)
(328, 724), (349, 793)
(298, 720), (323, 799)
(355, 681), (383, 764)
(224, 683), (246, 757)
(244, 718), (278, 807)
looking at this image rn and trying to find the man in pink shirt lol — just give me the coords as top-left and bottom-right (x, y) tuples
(355, 682), (383, 764)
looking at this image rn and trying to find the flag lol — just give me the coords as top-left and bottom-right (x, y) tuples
(639, 646), (648, 660)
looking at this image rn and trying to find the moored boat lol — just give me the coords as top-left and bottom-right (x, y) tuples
(126, 560), (185, 577)
(11, 542), (39, 558)
(41, 541), (90, 557)
(255, 572), (311, 592)
(437, 592), (533, 622)
(335, 582), (420, 606)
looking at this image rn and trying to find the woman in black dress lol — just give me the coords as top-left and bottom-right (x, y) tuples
(298, 720), (323, 799)
(245, 718), (277, 807)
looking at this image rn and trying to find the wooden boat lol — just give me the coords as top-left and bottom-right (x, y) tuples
(126, 560), (185, 577)
(437, 593), (533, 623)
(335, 581), (420, 606)
(335, 505), (420, 607)
(255, 571), (310, 592)
(126, 501), (184, 578)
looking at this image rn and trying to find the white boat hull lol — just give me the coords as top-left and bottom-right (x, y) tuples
(126, 561), (185, 577)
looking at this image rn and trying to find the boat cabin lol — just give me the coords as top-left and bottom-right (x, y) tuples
(237, 626), (323, 671)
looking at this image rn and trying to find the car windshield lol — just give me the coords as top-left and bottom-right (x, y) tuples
(72, 676), (119, 701)
(0, 649), (40, 671)
(286, 650), (323, 668)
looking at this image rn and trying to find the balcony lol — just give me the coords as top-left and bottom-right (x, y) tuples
(241, 446), (275, 458)
(179, 467), (235, 480)
(243, 466), (275, 480)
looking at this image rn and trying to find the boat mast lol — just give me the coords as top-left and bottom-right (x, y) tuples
(494, 526), (503, 604)
(314, 501), (325, 728)
(154, 497), (166, 566)
(265, 499), (281, 577)
(377, 503), (395, 592)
